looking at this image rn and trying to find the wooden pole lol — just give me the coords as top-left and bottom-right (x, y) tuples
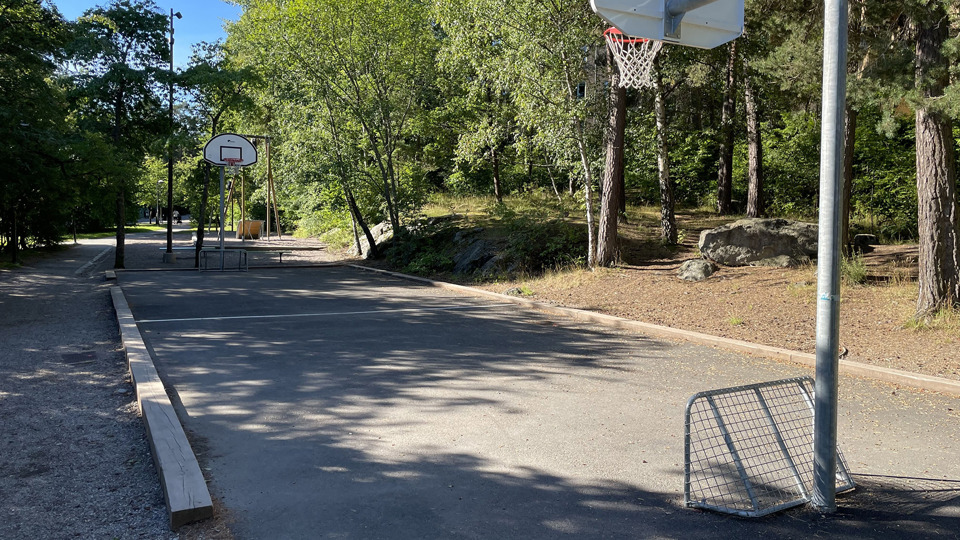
(240, 167), (246, 240)
(265, 139), (271, 240)
(269, 138), (282, 238)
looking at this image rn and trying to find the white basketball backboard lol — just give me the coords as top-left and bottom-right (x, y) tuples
(203, 133), (258, 167)
(591, 0), (743, 49)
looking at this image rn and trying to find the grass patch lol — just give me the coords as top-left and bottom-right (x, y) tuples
(65, 225), (172, 240)
(840, 254), (868, 286)
(318, 227), (355, 250)
(906, 306), (960, 332)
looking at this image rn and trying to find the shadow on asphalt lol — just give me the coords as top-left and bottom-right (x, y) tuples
(118, 268), (960, 538)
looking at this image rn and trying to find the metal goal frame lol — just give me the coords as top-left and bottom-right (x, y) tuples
(684, 377), (855, 517)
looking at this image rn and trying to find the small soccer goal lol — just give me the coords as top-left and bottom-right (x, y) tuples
(684, 377), (855, 517)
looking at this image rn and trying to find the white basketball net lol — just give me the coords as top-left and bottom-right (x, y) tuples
(224, 159), (242, 176)
(604, 29), (663, 90)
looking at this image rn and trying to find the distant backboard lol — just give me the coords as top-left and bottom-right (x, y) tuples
(203, 133), (257, 167)
(591, 0), (743, 49)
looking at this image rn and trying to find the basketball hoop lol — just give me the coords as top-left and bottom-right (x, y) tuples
(224, 157), (242, 176)
(604, 28), (663, 90)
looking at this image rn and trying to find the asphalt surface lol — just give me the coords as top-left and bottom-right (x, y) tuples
(114, 265), (960, 539)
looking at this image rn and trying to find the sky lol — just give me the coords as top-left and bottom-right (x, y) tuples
(50, 0), (243, 67)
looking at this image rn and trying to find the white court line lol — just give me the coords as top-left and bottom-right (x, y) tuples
(75, 246), (113, 275)
(137, 303), (516, 324)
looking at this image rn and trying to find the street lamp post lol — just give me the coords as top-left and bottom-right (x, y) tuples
(163, 8), (182, 263)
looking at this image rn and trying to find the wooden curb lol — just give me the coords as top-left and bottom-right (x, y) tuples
(110, 287), (213, 529)
(349, 264), (960, 397)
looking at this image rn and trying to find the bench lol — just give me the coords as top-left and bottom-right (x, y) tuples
(255, 250), (294, 264)
(158, 246), (196, 251)
(199, 248), (247, 272)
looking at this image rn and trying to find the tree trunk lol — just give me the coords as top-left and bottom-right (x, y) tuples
(11, 205), (18, 265)
(915, 10), (960, 316)
(841, 105), (857, 254)
(655, 56), (677, 244)
(717, 40), (738, 215)
(745, 71), (764, 218)
(492, 146), (503, 204)
(113, 91), (125, 269)
(114, 186), (125, 269)
(345, 182), (378, 259)
(597, 46), (627, 267)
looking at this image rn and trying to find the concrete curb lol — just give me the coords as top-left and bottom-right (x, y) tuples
(349, 264), (960, 397)
(110, 287), (213, 529)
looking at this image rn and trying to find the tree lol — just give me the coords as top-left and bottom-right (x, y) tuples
(66, 0), (167, 268)
(912, 3), (959, 317)
(744, 64), (764, 218)
(716, 40), (738, 215)
(0, 0), (71, 262)
(653, 54), (677, 244)
(435, 0), (605, 265)
(597, 45), (626, 266)
(181, 40), (256, 266)
(231, 0), (438, 237)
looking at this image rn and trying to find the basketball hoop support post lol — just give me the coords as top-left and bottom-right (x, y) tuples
(218, 165), (226, 271)
(812, 0), (847, 513)
(664, 0), (722, 38)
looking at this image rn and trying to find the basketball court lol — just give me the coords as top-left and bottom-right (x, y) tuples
(115, 266), (960, 538)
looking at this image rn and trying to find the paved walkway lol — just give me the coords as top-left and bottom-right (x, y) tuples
(114, 258), (960, 539)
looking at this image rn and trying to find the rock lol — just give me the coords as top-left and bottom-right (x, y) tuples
(353, 221), (393, 259)
(479, 254), (505, 276)
(453, 227), (483, 244)
(453, 238), (495, 274)
(699, 218), (818, 267)
(678, 259), (718, 282)
(852, 234), (878, 254)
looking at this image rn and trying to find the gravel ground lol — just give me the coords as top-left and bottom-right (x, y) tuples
(0, 239), (176, 539)
(0, 221), (340, 539)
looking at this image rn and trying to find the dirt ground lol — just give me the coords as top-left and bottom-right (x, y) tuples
(469, 225), (959, 383)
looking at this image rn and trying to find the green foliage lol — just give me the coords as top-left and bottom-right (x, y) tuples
(384, 224), (457, 274)
(501, 217), (587, 272)
(850, 108), (917, 242)
(762, 112), (821, 218)
(0, 0), (72, 258)
(840, 254), (868, 286)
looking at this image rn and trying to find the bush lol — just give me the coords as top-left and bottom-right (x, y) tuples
(502, 217), (586, 272)
(840, 254), (868, 286)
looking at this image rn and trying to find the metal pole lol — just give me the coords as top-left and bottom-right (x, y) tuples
(812, 0), (847, 513)
(219, 166), (225, 271)
(164, 9), (181, 261)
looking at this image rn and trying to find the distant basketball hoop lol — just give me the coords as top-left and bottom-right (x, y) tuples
(604, 28), (663, 90)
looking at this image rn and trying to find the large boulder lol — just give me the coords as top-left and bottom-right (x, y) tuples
(699, 218), (818, 267)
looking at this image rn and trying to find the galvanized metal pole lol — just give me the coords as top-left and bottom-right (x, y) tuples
(219, 166), (225, 271)
(813, 0), (847, 513)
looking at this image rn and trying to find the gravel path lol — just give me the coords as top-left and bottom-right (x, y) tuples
(0, 238), (175, 539)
